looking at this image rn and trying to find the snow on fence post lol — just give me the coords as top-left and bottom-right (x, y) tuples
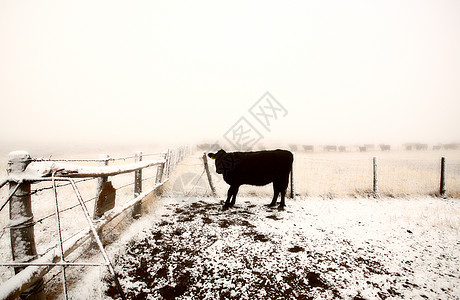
(7, 151), (46, 300)
(440, 157), (446, 198)
(202, 153), (217, 196)
(289, 152), (295, 199)
(373, 157), (379, 196)
(132, 151), (143, 219)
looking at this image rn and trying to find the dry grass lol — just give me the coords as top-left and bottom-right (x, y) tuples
(167, 149), (460, 200)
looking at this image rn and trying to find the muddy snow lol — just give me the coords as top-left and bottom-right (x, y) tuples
(100, 196), (460, 299)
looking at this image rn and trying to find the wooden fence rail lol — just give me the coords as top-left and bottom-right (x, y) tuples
(0, 146), (188, 300)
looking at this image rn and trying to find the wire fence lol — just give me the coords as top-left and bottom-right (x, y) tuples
(296, 153), (460, 198)
(0, 146), (188, 299)
(168, 151), (460, 200)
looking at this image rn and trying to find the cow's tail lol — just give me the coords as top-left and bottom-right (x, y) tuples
(289, 152), (295, 199)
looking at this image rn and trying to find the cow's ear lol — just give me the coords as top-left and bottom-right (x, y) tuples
(208, 153), (215, 159)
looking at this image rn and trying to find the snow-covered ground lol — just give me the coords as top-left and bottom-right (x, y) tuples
(1, 150), (459, 299)
(96, 195), (459, 299)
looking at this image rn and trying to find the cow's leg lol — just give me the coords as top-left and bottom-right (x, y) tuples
(229, 185), (240, 207)
(278, 177), (289, 209)
(269, 183), (280, 207)
(278, 173), (289, 209)
(224, 185), (238, 209)
(279, 188), (286, 210)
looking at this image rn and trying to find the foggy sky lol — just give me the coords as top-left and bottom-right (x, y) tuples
(1, 0), (459, 152)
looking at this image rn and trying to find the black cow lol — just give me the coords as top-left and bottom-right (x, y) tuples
(207, 149), (293, 210)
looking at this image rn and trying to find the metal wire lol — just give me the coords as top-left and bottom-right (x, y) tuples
(38, 228), (88, 258)
(0, 179), (8, 190)
(51, 171), (68, 299)
(102, 208), (131, 239)
(33, 196), (98, 226)
(114, 175), (158, 191)
(30, 152), (165, 163)
(31, 158), (108, 163)
(1, 262), (105, 267)
(0, 180), (22, 212)
(11, 175), (156, 229)
(67, 178), (126, 300)
(27, 178), (96, 196)
(184, 168), (206, 197)
(0, 148), (186, 300)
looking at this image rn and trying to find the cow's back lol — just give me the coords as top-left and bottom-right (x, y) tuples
(224, 149), (293, 186)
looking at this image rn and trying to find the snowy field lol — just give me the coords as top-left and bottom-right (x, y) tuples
(101, 195), (460, 299)
(0, 149), (459, 299)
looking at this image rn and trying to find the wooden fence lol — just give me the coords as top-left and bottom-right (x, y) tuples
(0, 146), (188, 300)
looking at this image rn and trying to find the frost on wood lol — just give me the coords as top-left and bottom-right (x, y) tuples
(7, 159), (166, 181)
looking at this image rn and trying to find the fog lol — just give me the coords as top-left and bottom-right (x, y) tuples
(1, 0), (459, 153)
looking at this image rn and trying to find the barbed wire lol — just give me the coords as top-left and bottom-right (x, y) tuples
(102, 209), (131, 239)
(28, 175), (160, 226)
(29, 152), (166, 163)
(27, 178), (96, 196)
(40, 229), (106, 295)
(32, 196), (98, 226)
(0, 147), (188, 299)
(40, 205), (136, 296)
(114, 175), (158, 191)
(184, 169), (206, 197)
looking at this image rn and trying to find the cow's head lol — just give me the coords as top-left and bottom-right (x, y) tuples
(208, 149), (227, 174)
(208, 149), (242, 175)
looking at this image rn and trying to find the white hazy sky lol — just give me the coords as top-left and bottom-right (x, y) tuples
(1, 0), (459, 151)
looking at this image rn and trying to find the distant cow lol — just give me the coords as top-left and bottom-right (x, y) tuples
(324, 145), (337, 152)
(303, 145), (314, 152)
(379, 144), (391, 151)
(208, 149), (293, 210)
(288, 144), (298, 152)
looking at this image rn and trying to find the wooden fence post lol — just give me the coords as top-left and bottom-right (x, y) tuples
(373, 157), (379, 196)
(155, 161), (165, 184)
(132, 151), (142, 219)
(171, 149), (177, 170)
(155, 160), (165, 196)
(289, 152), (295, 199)
(165, 149), (171, 178)
(7, 151), (46, 300)
(93, 154), (109, 220)
(92, 154), (110, 248)
(440, 157), (446, 198)
(202, 153), (217, 196)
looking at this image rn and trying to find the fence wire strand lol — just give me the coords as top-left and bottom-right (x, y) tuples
(27, 178), (96, 196)
(30, 152), (165, 163)
(0, 146), (190, 300)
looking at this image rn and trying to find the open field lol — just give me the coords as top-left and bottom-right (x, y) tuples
(294, 150), (460, 198)
(0, 148), (459, 298)
(168, 149), (460, 200)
